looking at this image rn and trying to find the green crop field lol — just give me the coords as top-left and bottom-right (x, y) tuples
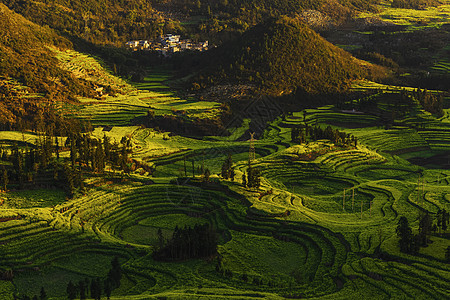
(0, 40), (449, 299)
(359, 0), (450, 29)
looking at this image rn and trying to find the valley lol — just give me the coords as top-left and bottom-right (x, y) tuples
(0, 0), (449, 299)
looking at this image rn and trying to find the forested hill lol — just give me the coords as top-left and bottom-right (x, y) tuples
(192, 16), (380, 96)
(1, 0), (163, 45)
(0, 4), (94, 126)
(160, 0), (381, 33)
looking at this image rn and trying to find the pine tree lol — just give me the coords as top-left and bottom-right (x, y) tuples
(396, 216), (412, 253)
(442, 209), (449, 232)
(0, 167), (8, 191)
(247, 166), (261, 189)
(67, 281), (77, 300)
(95, 278), (102, 300)
(110, 257), (122, 288)
(203, 168), (210, 182)
(39, 287), (46, 300)
(437, 209), (443, 233)
(90, 279), (96, 300)
(221, 154), (233, 179)
(419, 212), (432, 246)
(103, 134), (111, 161)
(104, 279), (112, 299)
(158, 228), (165, 250)
(78, 280), (86, 300)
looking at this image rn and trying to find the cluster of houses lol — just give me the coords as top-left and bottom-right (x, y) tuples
(126, 34), (209, 56)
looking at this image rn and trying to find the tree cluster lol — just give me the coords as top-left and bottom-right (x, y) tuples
(292, 125), (357, 147)
(153, 224), (218, 261)
(66, 257), (121, 300)
(242, 163), (261, 189)
(0, 125), (145, 197)
(15, 287), (46, 300)
(401, 88), (444, 118)
(3, 0), (163, 46)
(221, 153), (235, 180)
(435, 209), (449, 234)
(397, 211), (449, 255)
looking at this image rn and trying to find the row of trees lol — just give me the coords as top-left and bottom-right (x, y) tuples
(153, 224), (218, 261)
(0, 145), (80, 196)
(15, 287), (46, 300)
(66, 257), (121, 300)
(0, 128), (143, 197)
(396, 210), (449, 255)
(242, 163), (261, 189)
(291, 125), (357, 147)
(220, 153), (260, 188)
(221, 153), (235, 180)
(406, 88), (444, 117)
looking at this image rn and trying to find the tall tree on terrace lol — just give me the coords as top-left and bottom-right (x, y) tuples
(66, 280), (77, 300)
(442, 209), (449, 232)
(39, 287), (47, 300)
(419, 212), (432, 246)
(0, 167), (8, 191)
(396, 216), (412, 253)
(221, 153), (233, 179)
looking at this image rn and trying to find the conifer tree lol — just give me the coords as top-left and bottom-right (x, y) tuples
(0, 167), (8, 191)
(67, 281), (77, 300)
(221, 153), (233, 179)
(39, 287), (46, 300)
(396, 216), (412, 253)
(104, 279), (112, 299)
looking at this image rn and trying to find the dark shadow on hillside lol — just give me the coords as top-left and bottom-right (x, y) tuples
(408, 152), (450, 169)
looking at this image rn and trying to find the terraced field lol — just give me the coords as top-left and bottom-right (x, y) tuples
(1, 52), (449, 299)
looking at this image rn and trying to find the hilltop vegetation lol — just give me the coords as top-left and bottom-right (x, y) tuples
(167, 0), (381, 33)
(0, 4), (98, 128)
(0, 4), (91, 98)
(192, 16), (382, 95)
(1, 0), (165, 46)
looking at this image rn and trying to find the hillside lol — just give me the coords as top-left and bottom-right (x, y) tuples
(193, 16), (378, 96)
(0, 4), (96, 127)
(162, 0), (381, 30)
(1, 0), (163, 46)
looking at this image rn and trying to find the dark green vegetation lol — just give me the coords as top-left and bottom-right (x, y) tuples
(192, 16), (381, 95)
(0, 0), (449, 299)
(0, 81), (449, 299)
(167, 0), (382, 38)
(1, 0), (160, 45)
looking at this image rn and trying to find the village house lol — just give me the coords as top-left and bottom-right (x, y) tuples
(125, 34), (208, 55)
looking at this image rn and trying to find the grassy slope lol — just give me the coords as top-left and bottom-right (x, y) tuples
(0, 66), (448, 299)
(0, 4), (92, 99)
